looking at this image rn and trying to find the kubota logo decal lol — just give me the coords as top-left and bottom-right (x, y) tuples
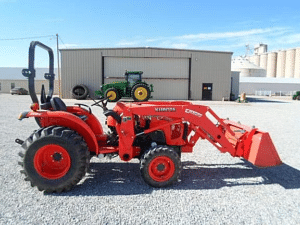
(185, 109), (202, 117)
(155, 108), (176, 112)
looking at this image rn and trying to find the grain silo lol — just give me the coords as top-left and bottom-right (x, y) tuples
(254, 44), (268, 55)
(249, 55), (260, 66)
(259, 53), (268, 71)
(276, 50), (286, 78)
(266, 52), (277, 78)
(285, 48), (296, 78)
(294, 48), (300, 78)
(231, 57), (266, 77)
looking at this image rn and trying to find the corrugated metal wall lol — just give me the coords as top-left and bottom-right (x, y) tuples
(61, 50), (102, 99)
(104, 57), (189, 78)
(190, 52), (232, 100)
(60, 48), (232, 100)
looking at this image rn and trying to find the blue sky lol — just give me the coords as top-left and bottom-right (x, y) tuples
(1, 0), (300, 68)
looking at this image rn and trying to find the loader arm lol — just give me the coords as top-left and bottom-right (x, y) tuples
(113, 101), (281, 167)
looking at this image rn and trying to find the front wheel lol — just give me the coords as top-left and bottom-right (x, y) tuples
(140, 146), (181, 187)
(18, 126), (90, 193)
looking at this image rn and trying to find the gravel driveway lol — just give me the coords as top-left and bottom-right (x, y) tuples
(1, 93), (300, 224)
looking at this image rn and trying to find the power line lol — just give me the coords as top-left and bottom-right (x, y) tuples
(58, 35), (68, 49)
(1, 33), (69, 49)
(0, 35), (55, 41)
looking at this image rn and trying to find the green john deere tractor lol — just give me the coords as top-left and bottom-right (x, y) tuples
(95, 71), (154, 102)
(292, 91), (300, 100)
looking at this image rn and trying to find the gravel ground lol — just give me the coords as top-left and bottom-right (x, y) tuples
(1, 93), (300, 225)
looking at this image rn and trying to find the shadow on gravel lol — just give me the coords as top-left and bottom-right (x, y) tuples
(246, 97), (289, 103)
(177, 161), (300, 190)
(53, 161), (300, 197)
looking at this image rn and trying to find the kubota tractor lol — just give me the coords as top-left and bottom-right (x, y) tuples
(16, 42), (282, 193)
(95, 71), (154, 102)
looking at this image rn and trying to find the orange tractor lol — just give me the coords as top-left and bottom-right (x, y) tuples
(16, 42), (282, 192)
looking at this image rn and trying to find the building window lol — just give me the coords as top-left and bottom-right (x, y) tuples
(11, 83), (15, 89)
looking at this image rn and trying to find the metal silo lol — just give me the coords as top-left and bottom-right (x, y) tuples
(248, 55), (254, 64)
(266, 52), (277, 78)
(231, 57), (266, 77)
(259, 53), (268, 71)
(249, 55), (260, 66)
(294, 48), (300, 78)
(285, 48), (296, 78)
(276, 50), (286, 78)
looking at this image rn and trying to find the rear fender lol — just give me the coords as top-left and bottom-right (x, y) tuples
(66, 106), (104, 136)
(22, 110), (99, 154)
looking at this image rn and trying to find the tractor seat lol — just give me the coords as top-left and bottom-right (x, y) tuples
(50, 97), (67, 111)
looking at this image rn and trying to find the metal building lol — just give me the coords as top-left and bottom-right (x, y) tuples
(60, 47), (233, 100)
(0, 67), (58, 94)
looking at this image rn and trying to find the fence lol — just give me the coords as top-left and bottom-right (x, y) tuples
(255, 90), (297, 96)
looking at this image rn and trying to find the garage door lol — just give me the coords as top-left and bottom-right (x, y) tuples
(104, 57), (189, 100)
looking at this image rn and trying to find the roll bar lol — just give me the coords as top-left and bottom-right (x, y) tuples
(22, 41), (55, 105)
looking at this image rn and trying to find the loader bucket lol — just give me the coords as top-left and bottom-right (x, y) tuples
(224, 120), (282, 168)
(244, 131), (282, 168)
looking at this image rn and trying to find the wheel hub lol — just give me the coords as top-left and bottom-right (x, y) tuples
(157, 164), (165, 171)
(148, 156), (175, 182)
(34, 144), (71, 180)
(52, 152), (62, 161)
(134, 87), (148, 100)
(107, 91), (117, 100)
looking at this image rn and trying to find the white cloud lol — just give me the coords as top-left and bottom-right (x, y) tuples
(113, 27), (299, 56)
(276, 33), (300, 44)
(174, 28), (287, 42)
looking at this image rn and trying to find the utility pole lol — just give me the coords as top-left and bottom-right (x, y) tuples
(56, 34), (61, 97)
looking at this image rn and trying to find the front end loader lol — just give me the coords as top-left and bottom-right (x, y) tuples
(16, 42), (281, 193)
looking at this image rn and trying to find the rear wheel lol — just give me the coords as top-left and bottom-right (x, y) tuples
(131, 84), (151, 102)
(105, 88), (120, 102)
(18, 126), (90, 193)
(140, 146), (181, 187)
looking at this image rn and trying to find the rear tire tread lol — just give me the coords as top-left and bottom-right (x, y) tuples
(18, 126), (90, 193)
